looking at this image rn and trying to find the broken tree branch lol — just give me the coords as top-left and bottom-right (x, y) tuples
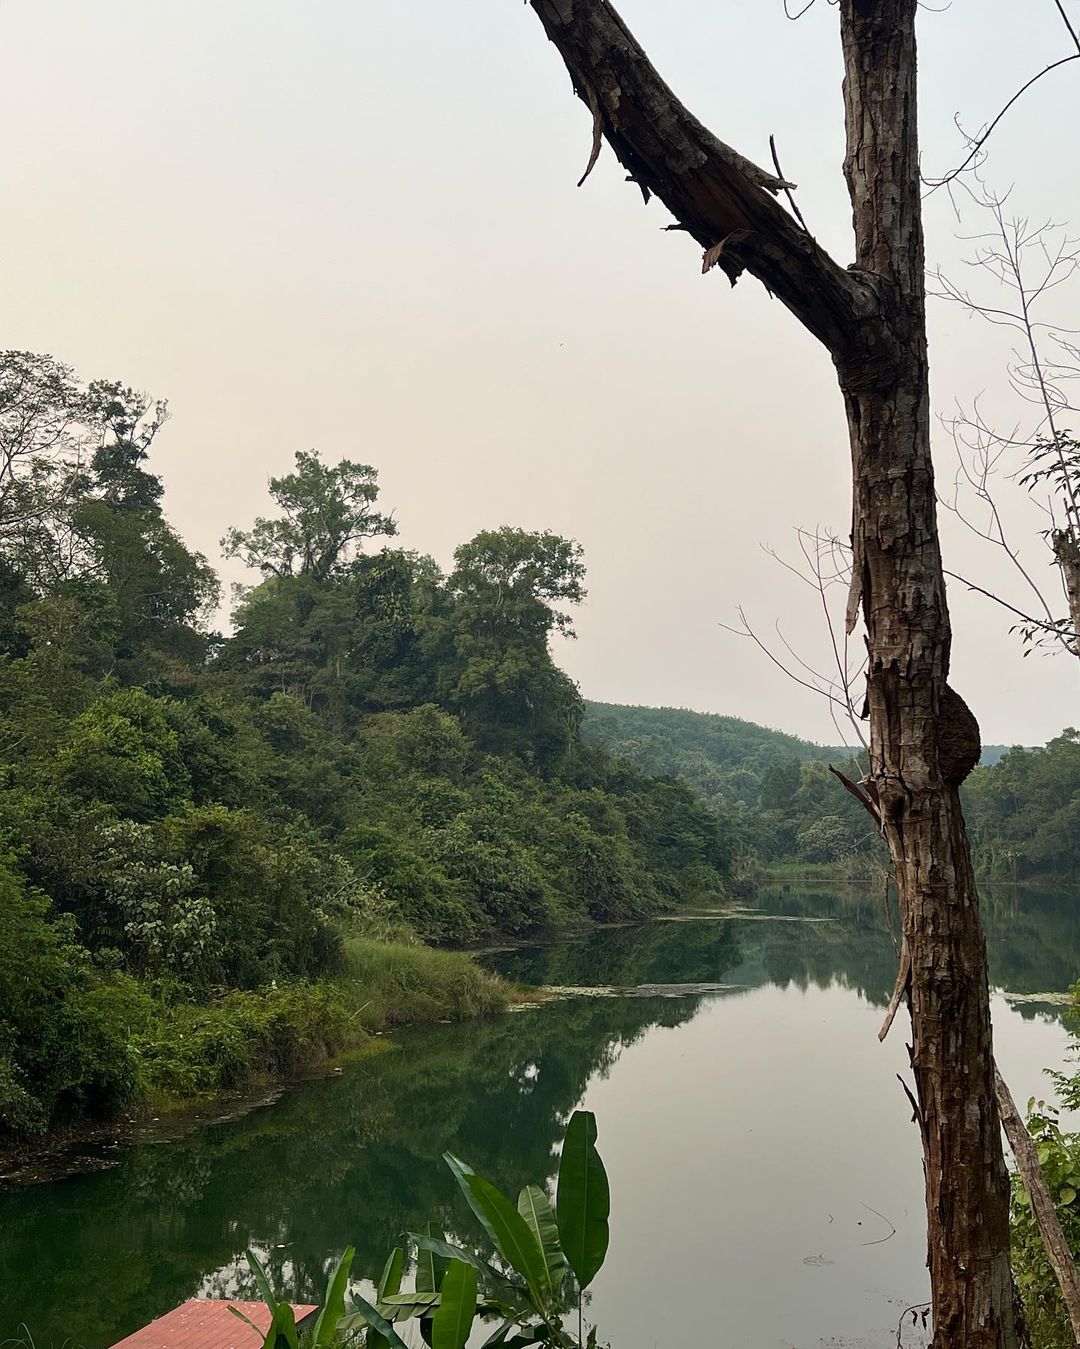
(880, 940), (912, 1042)
(994, 1064), (1080, 1348)
(527, 0), (887, 367)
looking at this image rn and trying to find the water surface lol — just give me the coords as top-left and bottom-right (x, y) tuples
(1, 886), (1077, 1349)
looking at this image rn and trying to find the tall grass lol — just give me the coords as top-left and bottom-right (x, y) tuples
(338, 938), (512, 1029)
(116, 942), (511, 1116)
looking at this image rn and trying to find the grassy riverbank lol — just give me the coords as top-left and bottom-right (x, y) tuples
(0, 935), (513, 1160)
(137, 938), (514, 1110)
(762, 858), (885, 886)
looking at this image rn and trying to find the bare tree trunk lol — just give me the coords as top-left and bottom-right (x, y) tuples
(522, 2), (1022, 1344)
(838, 7), (1019, 1345)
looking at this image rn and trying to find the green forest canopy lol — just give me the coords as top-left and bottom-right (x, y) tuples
(0, 350), (1075, 1141)
(581, 702), (1069, 874)
(0, 352), (733, 1137)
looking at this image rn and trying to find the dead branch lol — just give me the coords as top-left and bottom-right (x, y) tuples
(527, 0), (887, 366)
(994, 1064), (1080, 1347)
(880, 940), (912, 1042)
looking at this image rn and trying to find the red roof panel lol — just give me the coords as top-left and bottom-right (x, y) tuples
(109, 1300), (319, 1349)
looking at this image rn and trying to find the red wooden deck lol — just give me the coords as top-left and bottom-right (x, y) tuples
(110, 1300), (318, 1349)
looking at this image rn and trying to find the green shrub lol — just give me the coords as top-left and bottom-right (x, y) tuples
(243, 1109), (612, 1349)
(134, 983), (353, 1102)
(1009, 1098), (1080, 1349)
(0, 857), (138, 1136)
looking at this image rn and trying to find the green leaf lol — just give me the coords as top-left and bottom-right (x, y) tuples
(417, 1221), (449, 1294)
(368, 1248), (405, 1349)
(340, 1296), (410, 1349)
(483, 1329), (549, 1349)
(407, 1233), (529, 1313)
(431, 1260), (478, 1349)
(379, 1248), (405, 1300)
(370, 1253), (404, 1349)
(480, 1324), (516, 1348)
(378, 1291), (442, 1322)
(245, 1249), (280, 1316)
(1060, 1186), (1077, 1205)
(227, 1306), (265, 1340)
(443, 1153), (549, 1304)
(517, 1185), (566, 1297)
(556, 1110), (610, 1291)
(262, 1301), (298, 1349)
(310, 1246), (355, 1349)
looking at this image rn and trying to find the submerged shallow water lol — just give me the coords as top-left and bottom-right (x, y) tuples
(2, 885), (1078, 1349)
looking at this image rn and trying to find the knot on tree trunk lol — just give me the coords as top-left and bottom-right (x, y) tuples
(939, 685), (981, 787)
(833, 297), (905, 394)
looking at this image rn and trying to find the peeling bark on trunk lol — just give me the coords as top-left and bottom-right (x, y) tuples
(522, 2), (1022, 1344)
(1052, 529), (1080, 655)
(838, 7), (1020, 1345)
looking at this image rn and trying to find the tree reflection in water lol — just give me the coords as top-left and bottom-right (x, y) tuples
(2, 886), (1077, 1348)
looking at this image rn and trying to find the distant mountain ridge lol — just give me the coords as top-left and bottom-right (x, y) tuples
(583, 701), (847, 768)
(583, 701), (1010, 783)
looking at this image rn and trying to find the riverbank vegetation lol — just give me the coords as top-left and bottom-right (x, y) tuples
(585, 701), (1080, 883)
(0, 352), (734, 1144)
(965, 733), (1080, 881)
(1, 847), (513, 1138)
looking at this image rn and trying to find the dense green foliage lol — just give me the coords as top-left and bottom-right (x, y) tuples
(964, 731), (1080, 880)
(584, 700), (1055, 876)
(1008, 976), (1080, 1349)
(5, 886), (1078, 1346)
(1008, 1097), (1080, 1349)
(0, 352), (734, 1140)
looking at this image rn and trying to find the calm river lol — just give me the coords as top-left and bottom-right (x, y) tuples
(2, 886), (1079, 1349)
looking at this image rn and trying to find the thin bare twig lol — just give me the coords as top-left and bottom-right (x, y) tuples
(932, 181), (1080, 657)
(925, 56), (1080, 191)
(726, 526), (870, 753)
(769, 134), (810, 235)
(895, 1302), (931, 1349)
(860, 1202), (898, 1247)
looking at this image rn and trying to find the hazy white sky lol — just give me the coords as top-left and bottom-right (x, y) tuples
(3, 1), (1079, 744)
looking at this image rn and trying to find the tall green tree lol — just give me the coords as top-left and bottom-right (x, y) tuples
(0, 350), (96, 593)
(223, 451), (397, 583)
(441, 528), (586, 763)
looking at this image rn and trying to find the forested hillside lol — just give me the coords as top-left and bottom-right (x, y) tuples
(3, 350), (1072, 1145)
(0, 352), (734, 1141)
(583, 701), (1040, 870)
(965, 732), (1080, 880)
(583, 701), (879, 863)
(583, 702), (843, 798)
